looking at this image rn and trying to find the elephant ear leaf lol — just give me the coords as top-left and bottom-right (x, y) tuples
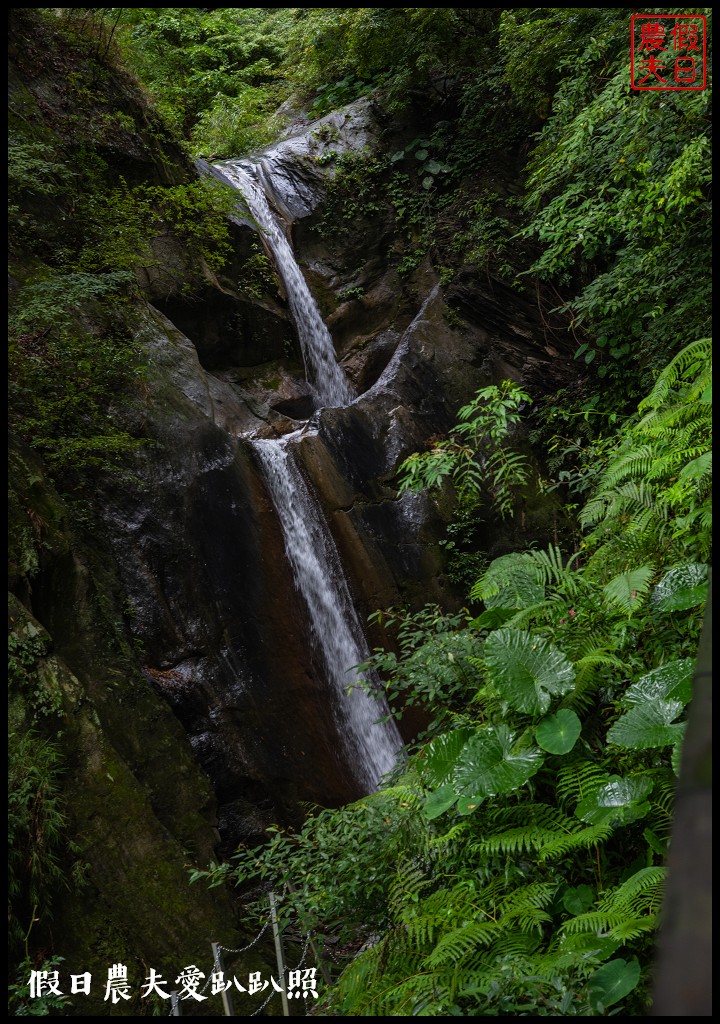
(420, 727), (475, 787)
(484, 629), (575, 714)
(608, 659), (693, 749)
(651, 563), (708, 611)
(451, 724), (543, 800)
(607, 701), (686, 750)
(423, 784), (458, 820)
(621, 659), (694, 707)
(536, 709), (581, 754)
(576, 774), (653, 825)
(587, 957), (641, 1013)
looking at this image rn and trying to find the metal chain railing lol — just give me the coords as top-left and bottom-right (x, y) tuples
(169, 886), (331, 1016)
(214, 917), (271, 956)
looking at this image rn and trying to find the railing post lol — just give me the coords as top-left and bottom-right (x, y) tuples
(269, 891), (290, 1016)
(170, 991), (182, 1015)
(211, 942), (235, 1016)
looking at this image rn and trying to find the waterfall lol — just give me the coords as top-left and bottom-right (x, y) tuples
(213, 153), (402, 792)
(253, 435), (402, 791)
(214, 159), (356, 410)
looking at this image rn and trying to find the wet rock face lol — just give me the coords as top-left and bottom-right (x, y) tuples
(96, 97), (580, 853)
(102, 313), (374, 828)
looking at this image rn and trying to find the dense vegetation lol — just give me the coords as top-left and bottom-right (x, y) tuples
(8, 6), (711, 1016)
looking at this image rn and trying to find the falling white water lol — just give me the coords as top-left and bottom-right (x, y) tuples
(253, 435), (403, 791)
(214, 160), (356, 409)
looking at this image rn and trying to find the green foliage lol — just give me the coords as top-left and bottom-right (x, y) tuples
(8, 631), (49, 692)
(7, 623), (63, 719)
(536, 709), (582, 755)
(397, 381), (532, 519)
(110, 7), (292, 155)
(9, 291), (148, 474)
(237, 239), (279, 300)
(451, 188), (517, 279)
(309, 74), (381, 119)
(8, 956), (70, 1016)
(314, 150), (389, 234)
(8, 731), (69, 955)
(483, 629), (576, 714)
(513, 11), (712, 385)
(587, 957), (641, 1014)
(192, 87), (283, 158)
(286, 8), (497, 110)
(9, 45), (237, 482)
(203, 342), (708, 1015)
(581, 339), (712, 565)
(358, 605), (482, 734)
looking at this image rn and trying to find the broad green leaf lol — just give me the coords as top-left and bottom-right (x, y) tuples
(562, 884), (594, 915)
(621, 659), (694, 708)
(415, 148), (429, 161)
(576, 774), (653, 825)
(608, 701), (687, 750)
(451, 724), (543, 799)
(603, 565), (654, 613)
(456, 794), (484, 815)
(469, 608), (516, 630)
(423, 785), (458, 820)
(587, 957), (641, 1012)
(651, 563), (709, 611)
(671, 739), (684, 776)
(420, 728), (475, 787)
(643, 827), (668, 857)
(558, 932), (620, 962)
(424, 159), (450, 175)
(536, 709), (581, 754)
(484, 629), (575, 714)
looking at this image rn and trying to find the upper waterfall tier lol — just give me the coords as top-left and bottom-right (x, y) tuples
(214, 159), (356, 410)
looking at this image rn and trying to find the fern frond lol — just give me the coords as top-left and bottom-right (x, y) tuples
(428, 819), (471, 850)
(563, 674), (603, 716)
(389, 863), (430, 916)
(598, 866), (666, 916)
(639, 338), (712, 411)
(677, 450), (712, 485)
(470, 551), (545, 609)
(475, 827), (568, 857)
(425, 920), (503, 967)
(485, 802), (574, 832)
(501, 905), (553, 934)
(602, 564), (654, 613)
(538, 822), (614, 860)
(607, 915), (659, 941)
(526, 545), (581, 591)
(555, 759), (610, 811)
(499, 597), (566, 630)
(335, 939), (387, 1010)
(500, 881), (559, 913)
(560, 910), (627, 935)
(385, 970), (452, 1016)
(485, 931), (540, 961)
